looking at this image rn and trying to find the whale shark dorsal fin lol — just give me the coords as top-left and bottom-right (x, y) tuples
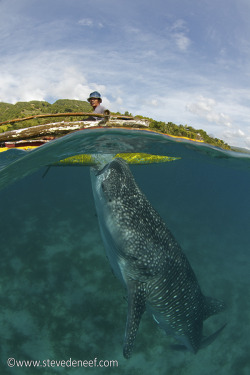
(123, 280), (147, 359)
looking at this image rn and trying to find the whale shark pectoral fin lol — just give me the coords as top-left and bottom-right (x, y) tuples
(123, 280), (147, 359)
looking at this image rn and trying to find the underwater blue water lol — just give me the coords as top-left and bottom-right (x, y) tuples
(0, 128), (250, 375)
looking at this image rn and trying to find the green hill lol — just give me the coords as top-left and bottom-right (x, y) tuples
(147, 120), (231, 149)
(0, 99), (92, 131)
(0, 99), (231, 150)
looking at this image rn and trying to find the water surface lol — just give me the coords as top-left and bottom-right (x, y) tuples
(0, 128), (249, 375)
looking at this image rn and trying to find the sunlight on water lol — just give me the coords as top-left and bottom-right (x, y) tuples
(0, 129), (250, 374)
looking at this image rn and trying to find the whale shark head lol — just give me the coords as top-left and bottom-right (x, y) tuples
(90, 158), (165, 281)
(91, 157), (137, 205)
(90, 157), (136, 256)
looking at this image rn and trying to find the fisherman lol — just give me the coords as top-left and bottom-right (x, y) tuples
(87, 91), (106, 120)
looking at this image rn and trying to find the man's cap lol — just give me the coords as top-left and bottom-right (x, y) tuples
(87, 91), (102, 102)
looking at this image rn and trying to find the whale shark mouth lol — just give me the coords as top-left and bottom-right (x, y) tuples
(96, 162), (111, 176)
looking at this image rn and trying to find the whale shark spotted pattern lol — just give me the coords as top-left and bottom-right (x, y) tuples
(90, 158), (225, 358)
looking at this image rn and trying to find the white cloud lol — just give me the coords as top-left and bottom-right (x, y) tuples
(174, 33), (191, 51)
(116, 97), (123, 105)
(223, 128), (245, 140)
(186, 96), (232, 127)
(245, 137), (250, 148)
(78, 18), (93, 27)
(0, 50), (104, 104)
(78, 18), (104, 29)
(168, 19), (191, 52)
(222, 128), (250, 148)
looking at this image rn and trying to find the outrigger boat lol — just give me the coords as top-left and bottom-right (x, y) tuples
(0, 111), (151, 153)
(0, 111), (204, 165)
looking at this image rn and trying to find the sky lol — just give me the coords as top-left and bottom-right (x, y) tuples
(1, 0), (250, 148)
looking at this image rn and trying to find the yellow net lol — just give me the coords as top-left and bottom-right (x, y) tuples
(56, 153), (181, 166)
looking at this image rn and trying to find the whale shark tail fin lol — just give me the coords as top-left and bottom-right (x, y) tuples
(203, 296), (225, 320)
(171, 323), (227, 352)
(200, 323), (227, 349)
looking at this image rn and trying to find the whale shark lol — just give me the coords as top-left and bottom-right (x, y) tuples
(90, 157), (225, 358)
